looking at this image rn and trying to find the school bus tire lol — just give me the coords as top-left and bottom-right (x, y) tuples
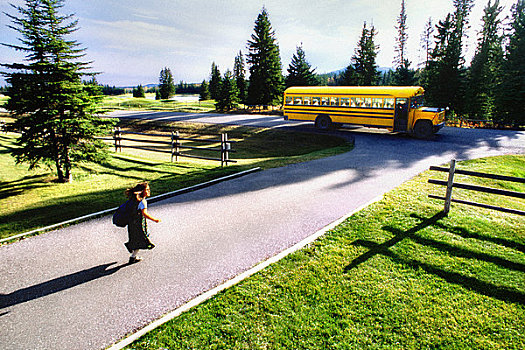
(315, 115), (333, 130)
(414, 120), (433, 139)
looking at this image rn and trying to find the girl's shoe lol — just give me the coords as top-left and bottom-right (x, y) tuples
(129, 256), (142, 264)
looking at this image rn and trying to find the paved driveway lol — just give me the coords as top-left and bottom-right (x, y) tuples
(1, 118), (524, 349)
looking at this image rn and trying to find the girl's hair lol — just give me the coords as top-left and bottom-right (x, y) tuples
(125, 181), (149, 199)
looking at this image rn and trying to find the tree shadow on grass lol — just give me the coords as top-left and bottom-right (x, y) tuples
(0, 174), (53, 200)
(0, 262), (130, 311)
(344, 212), (525, 305)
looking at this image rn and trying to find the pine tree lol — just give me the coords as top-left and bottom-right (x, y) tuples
(497, 0), (525, 125)
(158, 67), (175, 99)
(352, 22), (380, 86)
(246, 7), (284, 106)
(209, 62), (221, 100)
(285, 45), (320, 88)
(425, 0), (474, 112)
(420, 18), (434, 69)
(133, 84), (145, 98)
(394, 0), (408, 68)
(215, 70), (240, 112)
(1, 0), (115, 183)
(199, 80), (210, 101)
(233, 51), (248, 104)
(337, 64), (359, 86)
(392, 0), (416, 86)
(468, 0), (504, 121)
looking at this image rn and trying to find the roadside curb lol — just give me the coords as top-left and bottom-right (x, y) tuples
(106, 194), (384, 350)
(0, 167), (261, 245)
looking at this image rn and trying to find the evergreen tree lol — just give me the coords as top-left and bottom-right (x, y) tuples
(199, 80), (210, 101)
(158, 67), (175, 99)
(392, 0), (416, 85)
(233, 51), (248, 104)
(467, 0), (504, 121)
(285, 44), (320, 87)
(496, 0), (525, 126)
(425, 0), (475, 112)
(215, 70), (240, 112)
(337, 64), (359, 86)
(133, 84), (145, 98)
(1, 0), (115, 183)
(209, 62), (221, 100)
(394, 0), (408, 68)
(246, 7), (284, 106)
(420, 18), (434, 69)
(352, 22), (380, 85)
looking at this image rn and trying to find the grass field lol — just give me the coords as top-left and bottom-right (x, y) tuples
(125, 155), (525, 350)
(99, 94), (216, 113)
(0, 121), (351, 240)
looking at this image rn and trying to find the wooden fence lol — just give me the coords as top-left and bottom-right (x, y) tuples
(428, 159), (525, 216)
(112, 128), (236, 166)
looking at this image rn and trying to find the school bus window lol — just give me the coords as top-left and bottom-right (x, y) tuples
(294, 97), (302, 105)
(304, 97), (311, 105)
(341, 98), (350, 107)
(321, 97), (329, 106)
(354, 97), (364, 107)
(285, 96), (293, 105)
(364, 98), (372, 108)
(372, 98), (383, 108)
(312, 97), (321, 105)
(330, 97), (339, 106)
(384, 98), (395, 109)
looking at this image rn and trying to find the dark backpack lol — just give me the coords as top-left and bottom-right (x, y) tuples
(112, 199), (136, 227)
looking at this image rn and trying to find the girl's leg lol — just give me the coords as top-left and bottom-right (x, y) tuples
(129, 249), (142, 263)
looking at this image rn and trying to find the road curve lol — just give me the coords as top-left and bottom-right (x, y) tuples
(1, 114), (524, 349)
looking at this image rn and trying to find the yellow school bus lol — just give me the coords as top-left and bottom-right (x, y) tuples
(283, 86), (445, 138)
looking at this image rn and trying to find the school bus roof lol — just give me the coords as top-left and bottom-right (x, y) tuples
(284, 86), (424, 98)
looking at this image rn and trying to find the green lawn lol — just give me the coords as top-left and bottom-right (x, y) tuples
(0, 122), (351, 240)
(98, 94), (216, 112)
(125, 155), (525, 350)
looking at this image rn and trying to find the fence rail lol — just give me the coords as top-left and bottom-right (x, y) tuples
(428, 159), (525, 216)
(112, 128), (236, 166)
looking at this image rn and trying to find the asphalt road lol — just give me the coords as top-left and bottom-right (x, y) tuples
(1, 113), (524, 349)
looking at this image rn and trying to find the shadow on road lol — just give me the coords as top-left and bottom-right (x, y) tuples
(0, 262), (130, 310)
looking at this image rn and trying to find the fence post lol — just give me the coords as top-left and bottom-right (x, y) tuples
(114, 127), (122, 152)
(444, 159), (456, 215)
(224, 133), (229, 167)
(221, 133), (225, 167)
(171, 131), (174, 162)
(174, 131), (180, 162)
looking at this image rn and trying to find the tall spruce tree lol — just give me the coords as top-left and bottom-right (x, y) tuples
(425, 0), (474, 112)
(1, 0), (115, 183)
(233, 51), (248, 104)
(393, 0), (416, 85)
(352, 22), (380, 86)
(246, 7), (284, 106)
(158, 67), (175, 99)
(209, 62), (221, 100)
(468, 0), (504, 121)
(285, 45), (320, 87)
(497, 0), (525, 126)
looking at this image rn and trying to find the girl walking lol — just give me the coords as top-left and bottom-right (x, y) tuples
(124, 182), (161, 263)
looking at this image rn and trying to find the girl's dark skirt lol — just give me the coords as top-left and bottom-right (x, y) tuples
(125, 214), (155, 252)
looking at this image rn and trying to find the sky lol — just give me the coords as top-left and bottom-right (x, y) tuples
(0, 0), (518, 87)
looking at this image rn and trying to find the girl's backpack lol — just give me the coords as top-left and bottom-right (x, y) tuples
(112, 200), (136, 227)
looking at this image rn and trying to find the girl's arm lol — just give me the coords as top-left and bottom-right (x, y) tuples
(141, 209), (161, 223)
